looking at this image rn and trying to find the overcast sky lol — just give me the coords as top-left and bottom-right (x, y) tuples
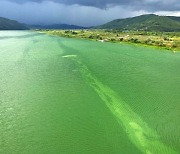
(0, 0), (179, 26)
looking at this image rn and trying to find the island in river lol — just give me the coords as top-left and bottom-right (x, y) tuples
(38, 29), (180, 51)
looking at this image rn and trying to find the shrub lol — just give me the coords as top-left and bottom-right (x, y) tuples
(64, 30), (70, 33)
(99, 37), (103, 40)
(72, 31), (78, 35)
(157, 41), (166, 47)
(133, 38), (139, 43)
(96, 34), (100, 39)
(88, 35), (94, 39)
(145, 38), (152, 45)
(110, 38), (115, 41)
(128, 38), (140, 43)
(163, 37), (170, 41)
(119, 37), (124, 41)
(172, 43), (177, 48)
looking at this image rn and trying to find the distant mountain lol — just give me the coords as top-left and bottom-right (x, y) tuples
(97, 14), (180, 32)
(0, 17), (28, 30)
(28, 24), (87, 30)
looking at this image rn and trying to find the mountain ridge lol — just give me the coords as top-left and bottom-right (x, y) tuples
(0, 17), (86, 30)
(1, 15), (180, 31)
(28, 24), (87, 30)
(0, 17), (28, 30)
(96, 14), (180, 32)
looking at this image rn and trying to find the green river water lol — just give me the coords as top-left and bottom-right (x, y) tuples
(0, 31), (180, 154)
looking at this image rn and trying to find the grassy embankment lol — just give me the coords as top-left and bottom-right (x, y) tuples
(38, 29), (180, 51)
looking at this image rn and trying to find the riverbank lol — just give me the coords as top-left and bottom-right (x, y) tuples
(37, 29), (180, 51)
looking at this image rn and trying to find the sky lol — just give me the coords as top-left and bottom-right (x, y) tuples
(0, 0), (179, 26)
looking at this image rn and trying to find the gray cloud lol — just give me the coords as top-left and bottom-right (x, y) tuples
(0, 1), (144, 26)
(0, 0), (179, 26)
(1, 0), (180, 11)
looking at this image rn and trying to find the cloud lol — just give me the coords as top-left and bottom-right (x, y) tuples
(0, 0), (179, 26)
(1, 0), (180, 11)
(0, 0), (146, 26)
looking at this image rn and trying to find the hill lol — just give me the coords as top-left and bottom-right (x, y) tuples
(97, 14), (180, 32)
(28, 24), (87, 30)
(0, 17), (28, 30)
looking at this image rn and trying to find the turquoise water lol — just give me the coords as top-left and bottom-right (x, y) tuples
(0, 31), (180, 154)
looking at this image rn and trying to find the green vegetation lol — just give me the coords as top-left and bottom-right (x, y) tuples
(97, 14), (180, 32)
(39, 29), (180, 51)
(0, 17), (28, 30)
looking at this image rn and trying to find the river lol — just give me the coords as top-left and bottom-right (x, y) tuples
(0, 31), (180, 154)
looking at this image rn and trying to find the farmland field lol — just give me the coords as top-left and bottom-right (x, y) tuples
(0, 31), (180, 154)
